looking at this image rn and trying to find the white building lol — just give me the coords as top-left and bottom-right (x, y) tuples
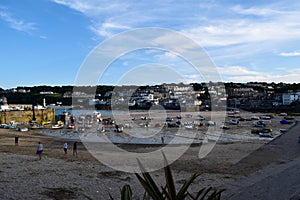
(0, 97), (10, 111)
(282, 92), (299, 105)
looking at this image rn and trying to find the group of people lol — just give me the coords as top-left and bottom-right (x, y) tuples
(63, 141), (78, 157)
(36, 141), (78, 160)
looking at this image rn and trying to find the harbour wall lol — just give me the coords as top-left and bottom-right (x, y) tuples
(0, 108), (55, 124)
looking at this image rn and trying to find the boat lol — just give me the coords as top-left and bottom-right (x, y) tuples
(42, 120), (51, 126)
(251, 116), (260, 120)
(280, 129), (287, 133)
(230, 119), (239, 125)
(113, 124), (124, 132)
(206, 121), (216, 126)
(280, 119), (293, 124)
(97, 125), (105, 132)
(20, 127), (29, 132)
(184, 122), (195, 130)
(196, 115), (205, 121)
(51, 124), (63, 129)
(259, 132), (273, 138)
(184, 125), (195, 130)
(67, 124), (75, 129)
(220, 125), (230, 129)
(254, 121), (265, 127)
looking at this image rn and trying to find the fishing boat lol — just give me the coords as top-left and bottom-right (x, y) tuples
(51, 124), (63, 129)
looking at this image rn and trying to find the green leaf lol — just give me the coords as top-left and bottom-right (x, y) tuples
(121, 184), (132, 200)
(177, 173), (200, 199)
(135, 159), (164, 200)
(200, 187), (213, 200)
(162, 152), (176, 200)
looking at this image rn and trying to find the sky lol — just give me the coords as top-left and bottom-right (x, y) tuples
(1, 0), (300, 89)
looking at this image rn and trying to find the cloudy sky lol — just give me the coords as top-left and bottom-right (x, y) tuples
(1, 0), (300, 88)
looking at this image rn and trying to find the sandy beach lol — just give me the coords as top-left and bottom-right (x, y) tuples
(0, 111), (299, 199)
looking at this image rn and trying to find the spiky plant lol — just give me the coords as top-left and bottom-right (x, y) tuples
(110, 152), (224, 199)
(134, 152), (224, 200)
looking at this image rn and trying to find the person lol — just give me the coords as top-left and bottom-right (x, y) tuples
(36, 142), (43, 160)
(73, 141), (78, 157)
(63, 142), (68, 154)
(15, 135), (19, 146)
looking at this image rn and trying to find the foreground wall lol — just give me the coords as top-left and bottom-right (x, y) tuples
(0, 108), (55, 124)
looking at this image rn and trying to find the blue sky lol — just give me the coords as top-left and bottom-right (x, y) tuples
(1, 0), (300, 88)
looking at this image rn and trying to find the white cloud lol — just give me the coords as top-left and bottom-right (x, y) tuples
(90, 22), (130, 37)
(217, 66), (260, 76)
(0, 9), (36, 33)
(231, 5), (284, 16)
(51, 0), (128, 15)
(279, 51), (300, 57)
(218, 65), (300, 83)
(182, 16), (300, 47)
(226, 73), (300, 83)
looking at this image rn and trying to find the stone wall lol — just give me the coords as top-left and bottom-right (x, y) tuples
(0, 108), (55, 124)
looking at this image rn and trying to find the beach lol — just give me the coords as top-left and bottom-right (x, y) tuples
(0, 111), (299, 199)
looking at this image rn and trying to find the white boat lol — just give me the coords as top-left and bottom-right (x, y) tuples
(220, 125), (230, 129)
(52, 124), (63, 129)
(206, 121), (216, 126)
(20, 127), (29, 132)
(259, 132), (273, 138)
(184, 125), (195, 130)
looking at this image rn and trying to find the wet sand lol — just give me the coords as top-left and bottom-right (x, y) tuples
(0, 112), (299, 199)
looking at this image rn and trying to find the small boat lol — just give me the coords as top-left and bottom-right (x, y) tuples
(20, 127), (29, 132)
(97, 125), (105, 132)
(184, 125), (195, 130)
(206, 121), (216, 126)
(196, 115), (205, 121)
(52, 124), (63, 129)
(259, 132), (273, 138)
(280, 119), (293, 124)
(67, 124), (75, 129)
(185, 114), (193, 118)
(220, 125), (230, 130)
(261, 115), (272, 120)
(230, 119), (239, 125)
(254, 121), (265, 127)
(176, 115), (182, 119)
(280, 129), (287, 133)
(113, 124), (124, 132)
(251, 116), (260, 120)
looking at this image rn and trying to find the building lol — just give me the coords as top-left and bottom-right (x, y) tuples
(282, 92), (299, 105)
(0, 97), (10, 111)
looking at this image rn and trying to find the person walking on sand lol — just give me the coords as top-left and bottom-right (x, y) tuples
(73, 141), (78, 157)
(36, 142), (43, 160)
(63, 142), (68, 155)
(15, 135), (19, 146)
